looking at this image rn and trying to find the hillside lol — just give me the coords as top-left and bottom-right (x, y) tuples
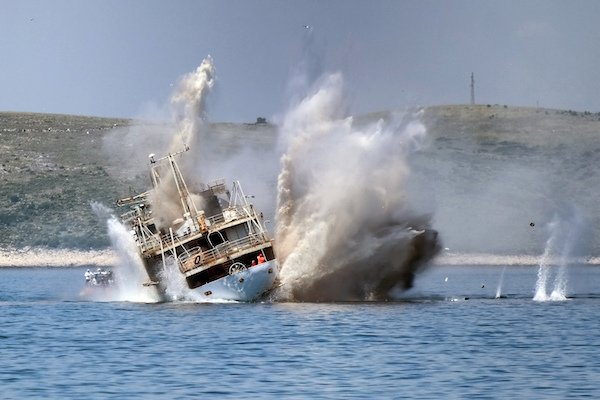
(1, 106), (599, 254)
(0, 113), (131, 248)
(421, 105), (600, 255)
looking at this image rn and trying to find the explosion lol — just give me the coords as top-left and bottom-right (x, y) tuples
(274, 73), (440, 301)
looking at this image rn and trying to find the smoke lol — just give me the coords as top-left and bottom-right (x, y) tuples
(274, 73), (440, 301)
(102, 56), (216, 230)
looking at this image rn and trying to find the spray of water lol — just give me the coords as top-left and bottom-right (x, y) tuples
(551, 211), (583, 300)
(99, 55), (440, 302)
(168, 55), (215, 156)
(274, 73), (440, 301)
(148, 56), (216, 229)
(102, 56), (216, 229)
(495, 266), (506, 299)
(156, 258), (239, 303)
(90, 202), (161, 303)
(533, 218), (557, 301)
(533, 211), (582, 302)
(158, 256), (203, 302)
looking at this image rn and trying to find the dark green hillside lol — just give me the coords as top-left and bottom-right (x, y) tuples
(0, 112), (131, 248)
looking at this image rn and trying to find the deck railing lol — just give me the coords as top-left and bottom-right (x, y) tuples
(206, 204), (254, 226)
(138, 231), (173, 254)
(178, 233), (268, 273)
(134, 204), (260, 255)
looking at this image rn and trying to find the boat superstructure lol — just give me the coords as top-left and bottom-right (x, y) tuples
(116, 148), (278, 301)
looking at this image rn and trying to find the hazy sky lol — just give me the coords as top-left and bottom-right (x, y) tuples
(2, 0), (600, 122)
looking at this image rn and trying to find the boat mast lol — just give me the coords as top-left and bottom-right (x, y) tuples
(149, 147), (201, 229)
(167, 152), (199, 219)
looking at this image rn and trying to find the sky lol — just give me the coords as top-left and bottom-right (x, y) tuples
(2, 0), (600, 122)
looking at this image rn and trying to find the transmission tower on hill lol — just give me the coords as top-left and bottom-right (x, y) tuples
(470, 72), (475, 105)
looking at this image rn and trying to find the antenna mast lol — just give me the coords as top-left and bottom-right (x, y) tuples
(470, 72), (475, 105)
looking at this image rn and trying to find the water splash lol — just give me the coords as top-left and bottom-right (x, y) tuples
(99, 57), (441, 303)
(533, 212), (582, 302)
(149, 56), (216, 230)
(169, 55), (215, 153)
(157, 260), (239, 303)
(274, 73), (439, 301)
(102, 56), (216, 230)
(495, 266), (506, 299)
(158, 256), (208, 302)
(533, 218), (557, 301)
(90, 202), (161, 303)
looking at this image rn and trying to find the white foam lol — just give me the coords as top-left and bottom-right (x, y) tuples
(104, 216), (161, 303)
(495, 266), (507, 298)
(532, 212), (585, 301)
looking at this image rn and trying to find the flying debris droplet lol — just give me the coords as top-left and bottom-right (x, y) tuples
(530, 222), (535, 227)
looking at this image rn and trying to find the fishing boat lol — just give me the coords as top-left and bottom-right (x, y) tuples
(116, 147), (279, 301)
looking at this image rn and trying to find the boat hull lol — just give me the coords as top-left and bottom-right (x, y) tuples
(195, 260), (279, 301)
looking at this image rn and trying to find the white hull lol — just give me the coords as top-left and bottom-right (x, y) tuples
(195, 260), (279, 301)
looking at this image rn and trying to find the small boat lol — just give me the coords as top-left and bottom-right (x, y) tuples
(116, 147), (279, 302)
(84, 268), (115, 287)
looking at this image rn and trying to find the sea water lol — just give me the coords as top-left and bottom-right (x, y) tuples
(1, 264), (599, 399)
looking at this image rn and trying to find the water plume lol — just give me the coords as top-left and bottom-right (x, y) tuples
(102, 55), (215, 182)
(274, 73), (440, 301)
(495, 266), (507, 299)
(148, 56), (216, 228)
(168, 55), (215, 157)
(108, 56), (216, 231)
(90, 202), (160, 303)
(534, 210), (583, 302)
